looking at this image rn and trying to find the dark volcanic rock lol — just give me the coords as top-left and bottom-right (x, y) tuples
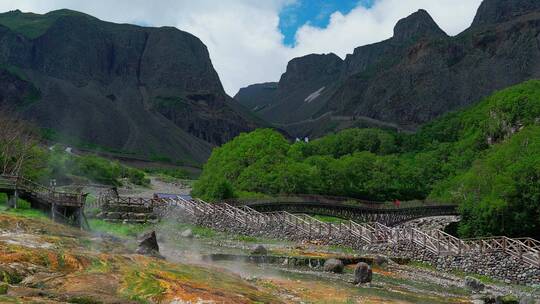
(136, 231), (162, 258)
(472, 0), (540, 28)
(353, 262), (372, 284)
(464, 276), (485, 292)
(234, 82), (277, 112)
(0, 9), (259, 163)
(393, 9), (447, 42)
(242, 0), (540, 138)
(323, 258), (344, 273)
(251, 245), (268, 256)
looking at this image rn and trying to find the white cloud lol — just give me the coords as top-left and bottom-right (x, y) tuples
(0, 0), (483, 95)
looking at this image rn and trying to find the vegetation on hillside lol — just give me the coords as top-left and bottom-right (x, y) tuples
(0, 9), (92, 39)
(0, 109), (150, 186)
(47, 149), (150, 186)
(193, 80), (540, 238)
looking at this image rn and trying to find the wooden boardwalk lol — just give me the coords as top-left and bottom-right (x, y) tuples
(93, 191), (540, 268)
(0, 175), (86, 227)
(169, 198), (540, 268)
(238, 200), (458, 226)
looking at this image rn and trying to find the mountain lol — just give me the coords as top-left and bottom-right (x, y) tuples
(236, 0), (540, 137)
(0, 9), (260, 164)
(233, 82), (277, 112)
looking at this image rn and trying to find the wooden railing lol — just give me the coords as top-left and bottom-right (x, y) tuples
(0, 175), (85, 207)
(168, 198), (540, 268)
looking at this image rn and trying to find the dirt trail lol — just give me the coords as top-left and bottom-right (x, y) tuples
(117, 176), (192, 198)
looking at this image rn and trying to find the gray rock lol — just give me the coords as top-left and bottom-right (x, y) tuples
(464, 276), (485, 292)
(353, 262), (372, 284)
(520, 296), (540, 304)
(251, 245), (268, 256)
(323, 259), (344, 273)
(136, 231), (163, 258)
(180, 229), (194, 238)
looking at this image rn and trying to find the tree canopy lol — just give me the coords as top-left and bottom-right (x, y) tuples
(193, 80), (540, 239)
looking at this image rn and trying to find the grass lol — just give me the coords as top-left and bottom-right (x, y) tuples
(88, 219), (150, 238)
(0, 194), (48, 219)
(312, 215), (347, 224)
(407, 260), (437, 271)
(0, 9), (91, 39)
(449, 268), (503, 285)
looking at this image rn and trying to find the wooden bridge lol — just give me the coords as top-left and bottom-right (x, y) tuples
(90, 191), (540, 269)
(0, 175), (86, 227)
(227, 198), (459, 226)
(95, 192), (458, 226)
(169, 198), (540, 269)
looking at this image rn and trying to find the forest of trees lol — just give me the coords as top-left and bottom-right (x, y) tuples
(193, 80), (540, 239)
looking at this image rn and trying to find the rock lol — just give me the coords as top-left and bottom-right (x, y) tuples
(136, 231), (163, 258)
(519, 297), (540, 304)
(353, 262), (372, 284)
(496, 295), (519, 304)
(0, 282), (7, 295)
(323, 259), (344, 274)
(180, 229), (193, 238)
(464, 276), (485, 292)
(251, 245), (268, 256)
(374, 255), (388, 267)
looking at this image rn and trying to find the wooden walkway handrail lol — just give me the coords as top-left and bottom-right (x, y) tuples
(0, 175), (85, 207)
(169, 198), (540, 268)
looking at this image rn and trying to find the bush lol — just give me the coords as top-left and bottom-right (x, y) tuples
(48, 150), (149, 186)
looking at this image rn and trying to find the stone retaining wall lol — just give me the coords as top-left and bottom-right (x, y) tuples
(162, 206), (540, 286)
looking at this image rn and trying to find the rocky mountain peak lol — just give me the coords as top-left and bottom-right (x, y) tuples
(471, 0), (540, 28)
(393, 9), (447, 42)
(285, 53), (343, 73)
(277, 53), (342, 93)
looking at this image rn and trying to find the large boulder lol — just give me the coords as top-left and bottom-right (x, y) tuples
(251, 245), (268, 256)
(353, 262), (372, 284)
(464, 276), (485, 292)
(136, 231), (162, 258)
(323, 259), (344, 273)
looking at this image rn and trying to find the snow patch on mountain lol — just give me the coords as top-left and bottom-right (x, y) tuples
(304, 87), (325, 103)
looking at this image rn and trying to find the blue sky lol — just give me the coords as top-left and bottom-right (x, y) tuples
(279, 0), (374, 46)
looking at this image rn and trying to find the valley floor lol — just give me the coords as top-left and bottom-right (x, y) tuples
(1, 203), (539, 303)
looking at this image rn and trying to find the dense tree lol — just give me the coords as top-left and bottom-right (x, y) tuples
(192, 80), (540, 238)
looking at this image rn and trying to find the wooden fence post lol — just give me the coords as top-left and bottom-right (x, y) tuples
(328, 222), (331, 236)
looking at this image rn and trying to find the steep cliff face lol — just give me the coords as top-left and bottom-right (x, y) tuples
(0, 9), (259, 164)
(237, 0), (540, 137)
(471, 0), (540, 27)
(236, 53), (343, 125)
(233, 82), (277, 112)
